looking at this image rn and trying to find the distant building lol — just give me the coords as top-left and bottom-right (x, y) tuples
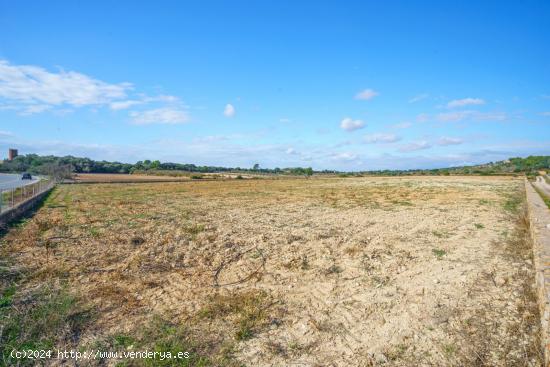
(8, 148), (18, 161)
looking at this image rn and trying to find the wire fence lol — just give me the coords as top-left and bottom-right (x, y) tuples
(0, 178), (55, 213)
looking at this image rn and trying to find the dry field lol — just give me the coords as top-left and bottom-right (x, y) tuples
(73, 172), (261, 183)
(73, 173), (192, 182)
(0, 176), (543, 366)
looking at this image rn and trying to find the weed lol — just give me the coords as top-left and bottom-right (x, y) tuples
(183, 223), (205, 238)
(503, 191), (522, 214)
(534, 187), (550, 209)
(113, 334), (136, 348)
(198, 290), (272, 342)
(443, 343), (457, 358)
(0, 284), (16, 307)
(235, 320), (254, 341)
(432, 230), (451, 238)
(371, 275), (390, 288)
(325, 264), (343, 275)
(301, 255), (310, 270)
(88, 226), (100, 237)
(344, 246), (361, 257)
(474, 223), (484, 229)
(390, 200), (413, 206)
(432, 248), (446, 259)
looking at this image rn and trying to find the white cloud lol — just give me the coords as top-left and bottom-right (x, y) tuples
(4, 133), (550, 172)
(436, 111), (471, 122)
(437, 137), (463, 146)
(364, 133), (400, 144)
(154, 95), (179, 103)
(110, 95), (180, 111)
(286, 147), (298, 155)
(392, 122), (412, 129)
(279, 118), (291, 123)
(540, 112), (550, 116)
(416, 113), (430, 123)
(110, 100), (143, 110)
(0, 60), (188, 117)
(399, 141), (431, 152)
(330, 152), (359, 161)
(354, 89), (379, 100)
(340, 117), (365, 131)
(19, 104), (52, 115)
(0, 130), (13, 138)
(0, 59), (130, 108)
(436, 110), (506, 122)
(130, 108), (189, 125)
(447, 98), (485, 108)
(224, 103), (236, 117)
(408, 93), (429, 103)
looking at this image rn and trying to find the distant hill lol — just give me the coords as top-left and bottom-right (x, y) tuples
(0, 153), (548, 177)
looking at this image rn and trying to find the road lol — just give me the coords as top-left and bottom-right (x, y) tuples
(534, 176), (550, 198)
(0, 173), (40, 190)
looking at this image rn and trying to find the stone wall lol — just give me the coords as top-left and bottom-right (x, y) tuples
(525, 180), (550, 365)
(0, 187), (53, 229)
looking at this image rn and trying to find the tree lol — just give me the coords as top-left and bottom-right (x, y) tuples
(150, 160), (161, 170)
(39, 163), (74, 181)
(253, 163), (260, 170)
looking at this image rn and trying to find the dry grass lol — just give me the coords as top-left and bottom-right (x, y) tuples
(0, 176), (543, 366)
(73, 173), (191, 182)
(441, 190), (543, 366)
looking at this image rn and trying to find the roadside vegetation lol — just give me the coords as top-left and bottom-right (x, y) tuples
(534, 186), (550, 209)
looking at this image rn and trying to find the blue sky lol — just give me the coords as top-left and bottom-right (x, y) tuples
(0, 0), (549, 170)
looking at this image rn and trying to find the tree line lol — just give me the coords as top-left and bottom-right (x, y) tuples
(0, 153), (548, 177)
(0, 154), (320, 176)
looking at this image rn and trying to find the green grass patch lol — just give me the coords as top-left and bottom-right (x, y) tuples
(534, 187), (550, 209)
(98, 318), (215, 367)
(0, 284), (91, 366)
(503, 192), (523, 214)
(432, 248), (446, 259)
(0, 284), (16, 308)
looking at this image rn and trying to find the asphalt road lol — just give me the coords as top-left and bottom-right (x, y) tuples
(0, 173), (40, 190)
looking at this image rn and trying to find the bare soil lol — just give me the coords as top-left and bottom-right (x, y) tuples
(2, 176), (543, 366)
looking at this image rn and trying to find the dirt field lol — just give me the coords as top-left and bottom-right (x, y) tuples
(72, 173), (192, 182)
(1, 176), (543, 366)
